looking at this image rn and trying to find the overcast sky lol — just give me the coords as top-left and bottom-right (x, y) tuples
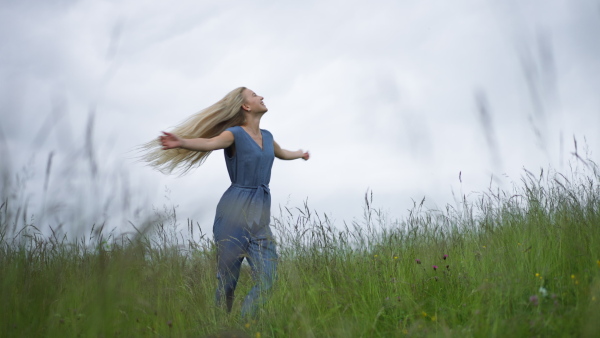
(1, 0), (599, 237)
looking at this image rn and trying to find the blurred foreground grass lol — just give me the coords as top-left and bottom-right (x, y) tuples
(2, 162), (600, 337)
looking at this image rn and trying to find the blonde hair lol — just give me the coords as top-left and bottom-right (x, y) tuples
(139, 87), (247, 175)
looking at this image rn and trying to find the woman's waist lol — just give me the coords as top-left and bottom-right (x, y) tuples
(229, 183), (270, 190)
(219, 184), (271, 206)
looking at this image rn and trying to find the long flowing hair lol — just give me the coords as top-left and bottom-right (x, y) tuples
(139, 87), (247, 175)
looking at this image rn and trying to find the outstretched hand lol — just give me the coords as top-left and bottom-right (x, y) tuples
(302, 151), (310, 161)
(159, 131), (183, 150)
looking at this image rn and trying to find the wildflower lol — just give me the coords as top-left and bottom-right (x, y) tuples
(443, 254), (448, 260)
(433, 265), (438, 271)
(529, 295), (539, 306)
(255, 333), (261, 338)
(535, 273), (540, 277)
(245, 323), (251, 329)
(597, 260), (600, 268)
(539, 287), (548, 297)
(571, 274), (575, 279)
(394, 256), (398, 260)
(374, 254), (378, 258)
(430, 315), (437, 322)
(421, 311), (428, 317)
(415, 259), (421, 264)
(167, 320), (173, 328)
(482, 245), (486, 249)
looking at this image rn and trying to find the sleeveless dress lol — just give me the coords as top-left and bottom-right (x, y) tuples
(213, 125), (274, 233)
(213, 125), (278, 318)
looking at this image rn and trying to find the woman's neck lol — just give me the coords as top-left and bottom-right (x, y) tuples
(242, 115), (262, 134)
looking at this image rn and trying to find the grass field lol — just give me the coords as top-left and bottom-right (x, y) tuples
(2, 160), (600, 337)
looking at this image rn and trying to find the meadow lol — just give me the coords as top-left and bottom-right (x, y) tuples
(1, 158), (600, 337)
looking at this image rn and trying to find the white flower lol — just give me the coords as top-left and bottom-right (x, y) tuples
(539, 286), (548, 297)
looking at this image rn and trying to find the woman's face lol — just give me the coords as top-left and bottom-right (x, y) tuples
(242, 89), (268, 114)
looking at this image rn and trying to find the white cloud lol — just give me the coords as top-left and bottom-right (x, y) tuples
(1, 0), (599, 237)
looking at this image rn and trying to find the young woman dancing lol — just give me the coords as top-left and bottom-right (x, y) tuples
(140, 87), (309, 318)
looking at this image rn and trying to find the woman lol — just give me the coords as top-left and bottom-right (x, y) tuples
(140, 87), (309, 318)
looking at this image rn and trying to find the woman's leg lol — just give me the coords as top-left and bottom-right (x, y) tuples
(215, 237), (247, 312)
(241, 234), (278, 318)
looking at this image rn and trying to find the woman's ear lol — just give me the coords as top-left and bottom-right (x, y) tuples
(241, 103), (251, 112)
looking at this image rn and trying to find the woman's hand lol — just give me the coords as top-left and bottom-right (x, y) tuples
(159, 131), (183, 150)
(274, 141), (311, 161)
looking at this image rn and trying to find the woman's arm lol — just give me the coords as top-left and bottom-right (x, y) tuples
(160, 131), (234, 151)
(274, 140), (310, 160)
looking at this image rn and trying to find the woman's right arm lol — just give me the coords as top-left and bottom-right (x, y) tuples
(160, 130), (234, 151)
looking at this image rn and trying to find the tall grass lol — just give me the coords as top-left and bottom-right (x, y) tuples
(1, 159), (600, 337)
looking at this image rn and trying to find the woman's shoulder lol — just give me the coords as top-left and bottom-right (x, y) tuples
(225, 126), (242, 134)
(260, 129), (273, 138)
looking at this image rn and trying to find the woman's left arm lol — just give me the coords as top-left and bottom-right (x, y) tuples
(274, 140), (310, 161)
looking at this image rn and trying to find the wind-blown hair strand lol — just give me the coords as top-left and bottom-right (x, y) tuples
(139, 87), (247, 175)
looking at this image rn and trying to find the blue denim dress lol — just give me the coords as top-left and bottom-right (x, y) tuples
(213, 126), (278, 317)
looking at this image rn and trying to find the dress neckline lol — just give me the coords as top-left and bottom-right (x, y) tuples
(240, 126), (263, 151)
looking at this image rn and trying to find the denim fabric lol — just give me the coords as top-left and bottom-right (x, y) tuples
(213, 126), (277, 318)
(214, 225), (278, 318)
